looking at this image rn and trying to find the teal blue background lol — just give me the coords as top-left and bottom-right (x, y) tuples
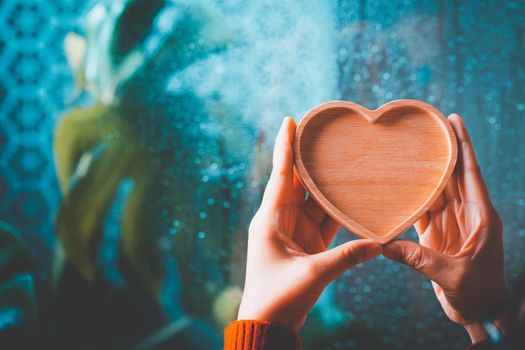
(1, 1), (524, 349)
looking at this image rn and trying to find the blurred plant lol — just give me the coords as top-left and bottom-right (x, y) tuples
(53, 0), (244, 347)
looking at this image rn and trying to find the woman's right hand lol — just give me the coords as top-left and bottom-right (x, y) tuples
(238, 117), (382, 332)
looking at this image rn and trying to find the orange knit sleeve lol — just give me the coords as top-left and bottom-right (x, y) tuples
(224, 320), (302, 350)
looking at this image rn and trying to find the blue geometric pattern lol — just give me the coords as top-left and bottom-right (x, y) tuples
(0, 0), (88, 263)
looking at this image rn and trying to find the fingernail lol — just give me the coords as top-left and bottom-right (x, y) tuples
(366, 243), (384, 259)
(382, 242), (401, 259)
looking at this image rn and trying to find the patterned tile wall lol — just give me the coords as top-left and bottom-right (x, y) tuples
(0, 0), (88, 271)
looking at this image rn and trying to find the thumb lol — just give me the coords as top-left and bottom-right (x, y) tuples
(311, 239), (383, 284)
(383, 240), (453, 286)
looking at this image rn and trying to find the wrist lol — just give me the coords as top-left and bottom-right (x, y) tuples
(237, 299), (284, 326)
(464, 303), (515, 345)
(225, 320), (302, 350)
(464, 322), (489, 344)
(238, 300), (305, 333)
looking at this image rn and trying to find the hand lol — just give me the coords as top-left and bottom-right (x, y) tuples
(383, 114), (509, 342)
(238, 117), (382, 332)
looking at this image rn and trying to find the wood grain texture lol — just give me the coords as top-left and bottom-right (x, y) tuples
(294, 100), (457, 244)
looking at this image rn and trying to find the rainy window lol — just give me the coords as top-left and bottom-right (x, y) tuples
(0, 1), (524, 349)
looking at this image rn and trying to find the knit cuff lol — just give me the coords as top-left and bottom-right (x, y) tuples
(224, 320), (302, 350)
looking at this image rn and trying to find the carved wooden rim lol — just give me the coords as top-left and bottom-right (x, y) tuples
(293, 100), (458, 244)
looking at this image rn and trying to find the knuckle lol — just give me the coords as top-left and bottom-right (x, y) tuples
(341, 244), (358, 267)
(406, 246), (427, 270)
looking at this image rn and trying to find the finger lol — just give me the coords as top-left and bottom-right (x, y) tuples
(304, 196), (326, 223)
(449, 113), (479, 174)
(448, 114), (492, 207)
(320, 216), (340, 247)
(260, 117), (296, 210)
(429, 192), (446, 214)
(311, 239), (382, 284)
(414, 212), (429, 234)
(383, 240), (454, 286)
(444, 171), (460, 203)
(292, 170), (306, 205)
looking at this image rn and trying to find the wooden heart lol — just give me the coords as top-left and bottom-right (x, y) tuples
(294, 100), (457, 244)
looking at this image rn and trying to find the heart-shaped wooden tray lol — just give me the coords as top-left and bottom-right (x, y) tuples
(294, 100), (457, 244)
